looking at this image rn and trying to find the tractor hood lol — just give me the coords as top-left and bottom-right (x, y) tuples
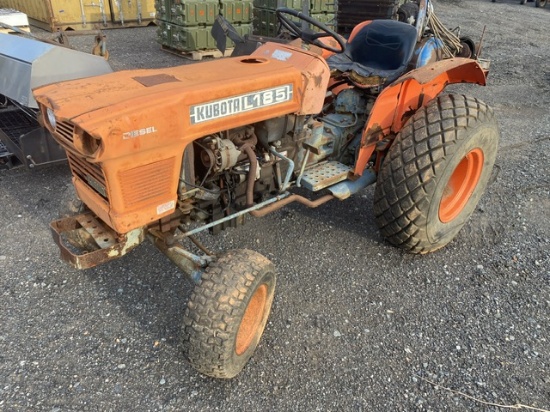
(34, 42), (330, 123)
(34, 43), (330, 162)
(36, 58), (296, 122)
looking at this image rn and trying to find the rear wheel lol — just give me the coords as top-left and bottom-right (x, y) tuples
(373, 94), (499, 253)
(536, 0), (547, 7)
(182, 249), (276, 378)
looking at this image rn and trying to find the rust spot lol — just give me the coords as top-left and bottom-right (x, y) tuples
(313, 73), (324, 88)
(364, 123), (384, 145)
(50, 212), (145, 270)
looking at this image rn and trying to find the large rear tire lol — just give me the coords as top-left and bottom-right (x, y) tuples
(182, 249), (276, 378)
(373, 94), (499, 253)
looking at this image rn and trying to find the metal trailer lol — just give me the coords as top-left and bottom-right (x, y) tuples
(0, 32), (112, 169)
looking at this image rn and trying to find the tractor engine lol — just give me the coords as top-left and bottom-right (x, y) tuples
(181, 86), (375, 233)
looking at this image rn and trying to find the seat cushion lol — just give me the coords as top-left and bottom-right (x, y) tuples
(328, 20), (418, 85)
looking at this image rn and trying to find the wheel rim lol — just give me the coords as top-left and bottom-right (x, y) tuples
(235, 284), (268, 356)
(439, 148), (484, 223)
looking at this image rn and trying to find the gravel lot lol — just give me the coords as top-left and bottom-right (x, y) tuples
(1, 0), (549, 410)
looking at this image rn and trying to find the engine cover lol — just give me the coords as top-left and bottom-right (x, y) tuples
(33, 43), (330, 233)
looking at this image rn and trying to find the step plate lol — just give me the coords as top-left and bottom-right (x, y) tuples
(300, 161), (351, 191)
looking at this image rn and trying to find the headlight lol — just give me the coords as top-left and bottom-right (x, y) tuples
(81, 132), (101, 156)
(46, 107), (57, 130)
(73, 130), (102, 157)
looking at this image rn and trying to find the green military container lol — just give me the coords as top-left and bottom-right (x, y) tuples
(171, 24), (218, 50)
(252, 0), (302, 10)
(253, 6), (298, 37)
(252, 8), (277, 36)
(310, 0), (336, 13)
(251, 0), (338, 37)
(220, 1), (254, 23)
(155, 0), (171, 21)
(310, 12), (335, 29)
(228, 22), (253, 46)
(170, 0), (219, 26)
(156, 19), (173, 46)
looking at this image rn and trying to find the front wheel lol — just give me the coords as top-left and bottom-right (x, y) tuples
(182, 249), (276, 378)
(373, 94), (499, 254)
(536, 0), (547, 7)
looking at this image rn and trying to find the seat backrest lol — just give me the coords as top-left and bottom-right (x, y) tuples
(348, 20), (418, 72)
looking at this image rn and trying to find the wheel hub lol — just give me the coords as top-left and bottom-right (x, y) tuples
(235, 284), (268, 356)
(439, 148), (484, 223)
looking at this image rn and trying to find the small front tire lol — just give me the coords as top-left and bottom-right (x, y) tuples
(182, 249), (276, 378)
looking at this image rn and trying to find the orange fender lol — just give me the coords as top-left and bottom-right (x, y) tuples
(353, 58), (487, 175)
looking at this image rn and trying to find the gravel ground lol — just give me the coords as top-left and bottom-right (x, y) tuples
(1, 0), (549, 410)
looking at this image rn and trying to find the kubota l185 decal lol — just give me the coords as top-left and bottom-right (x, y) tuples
(190, 84), (293, 124)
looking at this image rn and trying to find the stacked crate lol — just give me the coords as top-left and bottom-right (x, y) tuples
(156, 0), (253, 55)
(252, 0), (336, 37)
(309, 0), (337, 28)
(220, 1), (254, 42)
(337, 0), (399, 35)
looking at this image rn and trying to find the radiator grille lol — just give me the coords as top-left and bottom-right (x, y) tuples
(54, 120), (75, 146)
(67, 152), (108, 200)
(119, 157), (175, 208)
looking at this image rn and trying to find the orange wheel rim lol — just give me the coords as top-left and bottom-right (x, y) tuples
(235, 284), (268, 356)
(439, 148), (484, 223)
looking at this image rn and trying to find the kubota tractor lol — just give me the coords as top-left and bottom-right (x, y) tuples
(34, 8), (499, 378)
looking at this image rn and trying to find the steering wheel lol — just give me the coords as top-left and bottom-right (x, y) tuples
(275, 8), (346, 54)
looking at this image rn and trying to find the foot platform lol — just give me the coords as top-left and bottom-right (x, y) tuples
(299, 161), (351, 191)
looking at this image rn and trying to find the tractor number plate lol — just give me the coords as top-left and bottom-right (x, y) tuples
(190, 84), (293, 124)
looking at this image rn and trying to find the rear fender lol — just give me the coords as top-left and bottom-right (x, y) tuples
(353, 58), (487, 175)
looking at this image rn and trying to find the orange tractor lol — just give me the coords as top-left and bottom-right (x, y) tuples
(34, 8), (499, 378)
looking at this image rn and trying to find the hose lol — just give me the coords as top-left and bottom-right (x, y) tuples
(250, 194), (334, 218)
(427, 10), (463, 58)
(241, 144), (257, 207)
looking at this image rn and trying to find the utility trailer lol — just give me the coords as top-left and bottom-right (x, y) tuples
(0, 32), (112, 168)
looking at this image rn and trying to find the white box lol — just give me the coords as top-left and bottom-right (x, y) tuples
(0, 8), (30, 28)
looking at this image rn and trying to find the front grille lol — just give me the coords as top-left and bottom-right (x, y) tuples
(119, 157), (175, 208)
(54, 120), (75, 146)
(67, 152), (108, 200)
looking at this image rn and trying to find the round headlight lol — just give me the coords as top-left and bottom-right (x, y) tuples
(73, 130), (102, 157)
(46, 107), (57, 130)
(81, 132), (101, 156)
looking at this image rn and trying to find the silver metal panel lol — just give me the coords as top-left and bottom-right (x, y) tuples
(0, 33), (113, 109)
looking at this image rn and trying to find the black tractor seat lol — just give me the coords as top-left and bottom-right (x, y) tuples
(328, 19), (418, 86)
